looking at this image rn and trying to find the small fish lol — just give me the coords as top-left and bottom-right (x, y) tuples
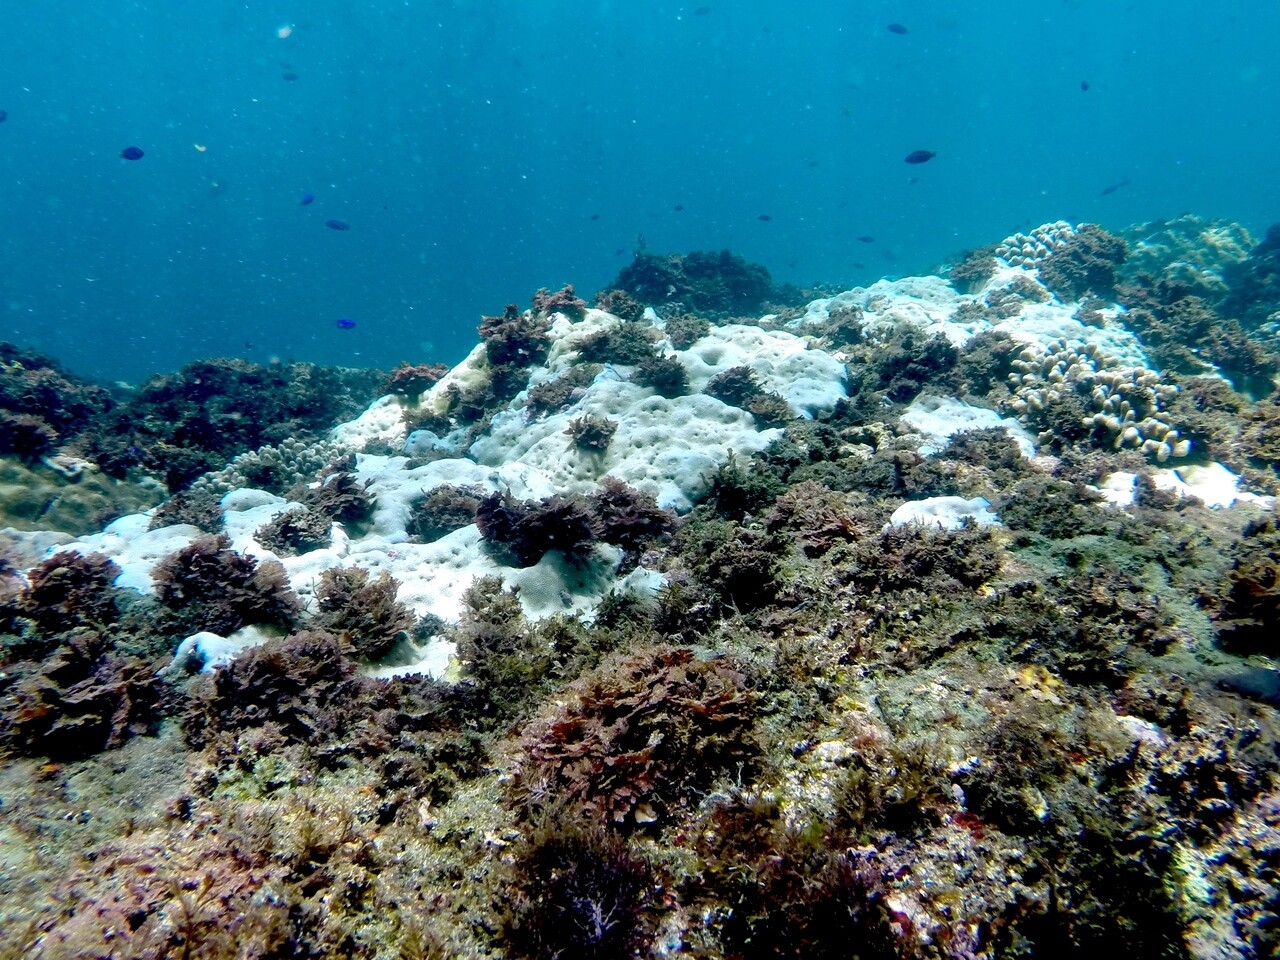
(325, 218), (350, 230)
(120, 146), (145, 160)
(1100, 177), (1131, 196)
(851, 262), (866, 270)
(694, 5), (712, 14)
(857, 235), (876, 243)
(282, 72), (300, 81)
(0, 110), (7, 122)
(300, 192), (315, 205)
(1080, 80), (1090, 92)
(757, 214), (772, 221)
(335, 318), (357, 329)
(674, 204), (684, 212)
(904, 149), (935, 164)
(887, 23), (908, 34)
(589, 213), (600, 220)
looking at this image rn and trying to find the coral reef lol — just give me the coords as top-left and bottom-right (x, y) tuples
(8, 215), (1280, 960)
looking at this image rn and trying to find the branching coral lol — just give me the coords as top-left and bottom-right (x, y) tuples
(511, 645), (756, 827)
(1005, 338), (1190, 460)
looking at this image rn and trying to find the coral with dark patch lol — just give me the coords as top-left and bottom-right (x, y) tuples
(565, 414), (617, 452)
(407, 483), (483, 542)
(610, 249), (786, 315)
(1037, 223), (1128, 301)
(152, 534), (301, 635)
(476, 492), (602, 567)
(1, 630), (164, 759)
(478, 305), (553, 368)
(384, 362), (450, 400)
(531, 284), (588, 321)
(512, 646), (756, 827)
(254, 507), (332, 557)
(311, 566), (416, 661)
(633, 353), (689, 398)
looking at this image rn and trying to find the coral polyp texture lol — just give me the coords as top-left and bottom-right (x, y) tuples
(4, 217), (1280, 958)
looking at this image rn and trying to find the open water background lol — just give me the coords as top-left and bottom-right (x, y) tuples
(1, 0), (1277, 383)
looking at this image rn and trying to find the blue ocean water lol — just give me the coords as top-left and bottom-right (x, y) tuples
(0, 1), (1276, 384)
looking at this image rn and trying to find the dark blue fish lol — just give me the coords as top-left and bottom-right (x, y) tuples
(1100, 177), (1131, 196)
(0, 110), (7, 122)
(674, 204), (685, 211)
(282, 72), (300, 81)
(589, 213), (600, 220)
(1080, 80), (1090, 92)
(325, 218), (350, 230)
(904, 149), (935, 164)
(120, 146), (145, 160)
(694, 6), (712, 14)
(757, 214), (773, 221)
(300, 192), (315, 205)
(887, 23), (908, 34)
(857, 235), (876, 243)
(335, 318), (357, 329)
